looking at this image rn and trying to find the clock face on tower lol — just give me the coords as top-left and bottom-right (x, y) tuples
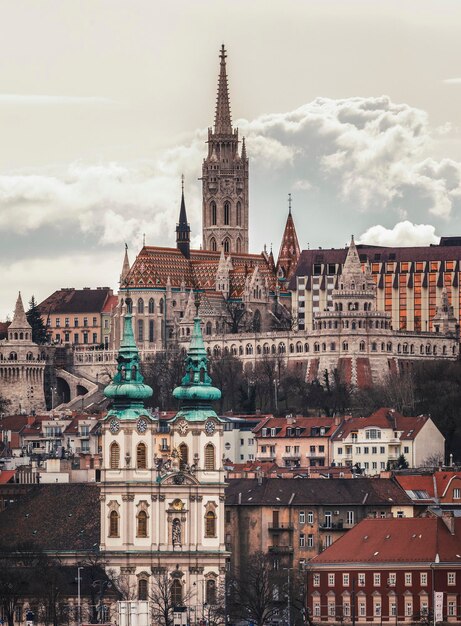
(137, 418), (148, 434)
(109, 419), (120, 434)
(177, 420), (188, 435)
(205, 419), (216, 435)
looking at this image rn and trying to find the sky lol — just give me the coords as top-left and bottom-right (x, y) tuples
(1, 0), (461, 319)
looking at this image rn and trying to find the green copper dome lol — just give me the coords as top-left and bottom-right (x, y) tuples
(104, 301), (154, 420)
(172, 315), (222, 422)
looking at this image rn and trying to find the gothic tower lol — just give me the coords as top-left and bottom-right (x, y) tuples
(202, 45), (249, 254)
(176, 176), (191, 259)
(276, 193), (301, 282)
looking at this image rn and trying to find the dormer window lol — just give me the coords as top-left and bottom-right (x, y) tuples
(262, 428), (268, 437)
(271, 428), (276, 436)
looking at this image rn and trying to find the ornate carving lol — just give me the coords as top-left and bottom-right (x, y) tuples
(159, 495), (166, 502)
(189, 566), (204, 574)
(151, 495), (158, 501)
(219, 495), (225, 502)
(122, 494), (135, 502)
(121, 566), (136, 574)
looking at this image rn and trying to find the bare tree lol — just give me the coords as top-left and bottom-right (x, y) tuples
(223, 301), (250, 334)
(149, 569), (192, 626)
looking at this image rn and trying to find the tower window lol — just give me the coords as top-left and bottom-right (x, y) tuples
(179, 443), (188, 469)
(171, 579), (182, 607)
(206, 579), (217, 604)
(110, 443), (120, 469)
(149, 320), (155, 343)
(236, 201), (242, 226)
(109, 510), (119, 537)
(205, 443), (215, 470)
(148, 298), (155, 314)
(137, 298), (144, 314)
(211, 201), (217, 225)
(138, 578), (148, 600)
(236, 237), (242, 253)
(138, 319), (144, 341)
(210, 237), (217, 252)
(137, 443), (147, 469)
(223, 238), (230, 254)
(224, 201), (230, 225)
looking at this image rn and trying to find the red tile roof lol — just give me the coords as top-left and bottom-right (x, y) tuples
(125, 246), (279, 297)
(0, 471), (15, 484)
(313, 517), (461, 564)
(332, 408), (430, 441)
(434, 471), (461, 498)
(101, 294), (118, 313)
(253, 416), (338, 437)
(395, 474), (436, 501)
(38, 288), (112, 314)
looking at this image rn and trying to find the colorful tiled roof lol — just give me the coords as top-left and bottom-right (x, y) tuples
(312, 517), (461, 564)
(124, 246), (278, 297)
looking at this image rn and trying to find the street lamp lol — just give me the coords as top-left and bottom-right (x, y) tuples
(77, 566), (84, 626)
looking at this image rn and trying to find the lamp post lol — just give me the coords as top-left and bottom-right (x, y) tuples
(283, 567), (292, 626)
(77, 566), (84, 626)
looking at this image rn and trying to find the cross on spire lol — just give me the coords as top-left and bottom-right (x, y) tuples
(288, 193), (292, 215)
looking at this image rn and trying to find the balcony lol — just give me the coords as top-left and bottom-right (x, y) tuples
(268, 523), (294, 532)
(282, 452), (301, 460)
(306, 451), (326, 458)
(319, 522), (344, 531)
(257, 454), (276, 462)
(158, 444), (170, 453)
(268, 545), (294, 554)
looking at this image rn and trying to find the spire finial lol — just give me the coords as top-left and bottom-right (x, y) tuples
(181, 173), (185, 195)
(288, 193), (292, 215)
(214, 44), (232, 134)
(143, 233), (146, 247)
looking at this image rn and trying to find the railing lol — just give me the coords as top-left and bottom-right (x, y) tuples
(319, 522), (344, 531)
(268, 545), (294, 553)
(268, 523), (294, 531)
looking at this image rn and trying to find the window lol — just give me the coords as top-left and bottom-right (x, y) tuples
(148, 298), (155, 314)
(210, 237), (217, 251)
(307, 534), (314, 548)
(372, 446), (377, 454)
(138, 578), (148, 600)
(137, 443), (147, 469)
(313, 573), (320, 587)
(299, 511), (305, 524)
(65, 317), (70, 327)
(448, 572), (456, 585)
(211, 201), (217, 225)
(205, 444), (215, 470)
(299, 534), (305, 547)
(224, 201), (230, 225)
(390, 599), (397, 616)
(420, 572), (427, 586)
(454, 488), (461, 499)
(55, 317), (61, 328)
(138, 319), (144, 341)
(359, 601), (366, 617)
(324, 512), (332, 528)
(236, 201), (242, 225)
(397, 511), (404, 518)
(324, 535), (332, 548)
(338, 447), (343, 455)
(308, 511), (314, 524)
(388, 573), (396, 586)
(83, 317), (88, 327)
(206, 579), (217, 605)
(328, 573), (335, 586)
(374, 573), (381, 586)
(137, 510), (148, 537)
(110, 443), (120, 469)
(346, 511), (354, 525)
(314, 602), (321, 617)
(343, 573), (349, 586)
(448, 599), (456, 617)
(328, 599), (336, 617)
(405, 572), (412, 586)
(171, 579), (182, 607)
(358, 573), (365, 587)
(109, 510), (119, 537)
(380, 446), (385, 454)
(74, 317), (79, 327)
(223, 238), (230, 253)
(364, 446), (369, 454)
(205, 511), (216, 537)
(404, 446), (409, 454)
(405, 599), (413, 617)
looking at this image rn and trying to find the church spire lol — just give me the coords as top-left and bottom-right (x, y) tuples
(173, 305), (221, 422)
(176, 175), (191, 258)
(214, 44), (232, 135)
(276, 194), (301, 281)
(104, 297), (153, 420)
(120, 244), (131, 286)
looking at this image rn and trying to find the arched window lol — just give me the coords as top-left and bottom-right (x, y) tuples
(210, 237), (217, 252)
(149, 320), (155, 343)
(138, 298), (144, 314)
(236, 201), (242, 225)
(342, 342), (348, 351)
(138, 578), (148, 601)
(205, 511), (216, 537)
(205, 444), (215, 470)
(137, 443), (147, 469)
(159, 299), (164, 315)
(137, 510), (148, 538)
(359, 341), (365, 352)
(171, 579), (182, 607)
(245, 343), (253, 355)
(236, 237), (242, 253)
(224, 201), (230, 225)
(205, 321), (212, 335)
(314, 342), (320, 353)
(179, 443), (188, 469)
(138, 319), (144, 341)
(109, 510), (119, 537)
(211, 201), (217, 225)
(206, 579), (217, 604)
(110, 443), (120, 469)
(148, 298), (155, 314)
(223, 238), (230, 253)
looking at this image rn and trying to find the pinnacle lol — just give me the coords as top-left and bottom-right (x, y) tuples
(9, 292), (31, 330)
(214, 45), (233, 135)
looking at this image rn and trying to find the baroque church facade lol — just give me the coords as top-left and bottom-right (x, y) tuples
(101, 297), (227, 612)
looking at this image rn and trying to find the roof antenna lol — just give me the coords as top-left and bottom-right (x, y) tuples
(288, 193), (292, 215)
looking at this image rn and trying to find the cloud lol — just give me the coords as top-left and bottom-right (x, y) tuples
(358, 221), (440, 247)
(0, 94), (113, 105)
(443, 78), (461, 85)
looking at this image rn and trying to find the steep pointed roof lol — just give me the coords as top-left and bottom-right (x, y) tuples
(214, 45), (233, 135)
(120, 245), (130, 286)
(176, 176), (190, 258)
(104, 298), (154, 421)
(276, 196), (301, 281)
(9, 292), (31, 331)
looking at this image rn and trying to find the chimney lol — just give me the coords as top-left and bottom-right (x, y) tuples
(442, 510), (455, 535)
(334, 415), (341, 426)
(286, 414), (294, 425)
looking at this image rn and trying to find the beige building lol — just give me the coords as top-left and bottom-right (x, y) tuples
(331, 408), (445, 474)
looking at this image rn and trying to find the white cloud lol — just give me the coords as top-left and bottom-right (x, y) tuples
(358, 220), (440, 247)
(443, 78), (461, 85)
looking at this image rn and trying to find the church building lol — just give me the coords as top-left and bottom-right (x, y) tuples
(100, 297), (228, 611)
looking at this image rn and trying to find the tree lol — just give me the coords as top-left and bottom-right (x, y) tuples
(209, 354), (246, 413)
(224, 301), (249, 334)
(0, 393), (11, 416)
(0, 558), (31, 626)
(228, 552), (282, 626)
(396, 453), (409, 470)
(149, 569), (192, 626)
(143, 349), (184, 411)
(27, 296), (48, 344)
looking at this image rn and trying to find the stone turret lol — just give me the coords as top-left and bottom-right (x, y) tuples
(176, 176), (190, 259)
(276, 193), (301, 281)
